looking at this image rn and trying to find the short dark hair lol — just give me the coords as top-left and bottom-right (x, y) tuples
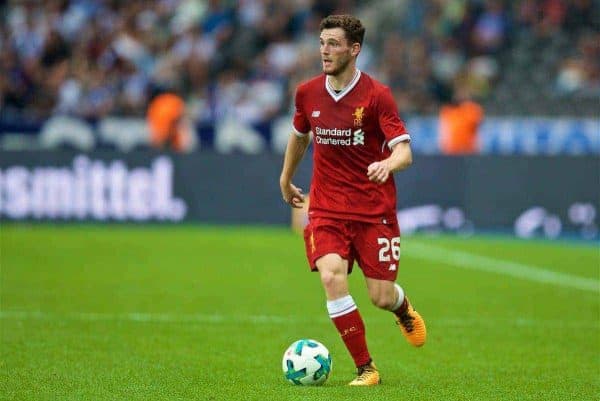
(319, 15), (365, 46)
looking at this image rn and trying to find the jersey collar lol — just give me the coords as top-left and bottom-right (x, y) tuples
(325, 69), (361, 102)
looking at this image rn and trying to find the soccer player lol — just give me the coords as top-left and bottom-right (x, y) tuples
(279, 15), (426, 386)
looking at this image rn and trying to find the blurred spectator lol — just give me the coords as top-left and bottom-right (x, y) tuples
(564, 0), (600, 33)
(147, 92), (196, 152)
(555, 32), (600, 97)
(471, 0), (509, 54)
(438, 80), (484, 155)
(517, 0), (567, 36)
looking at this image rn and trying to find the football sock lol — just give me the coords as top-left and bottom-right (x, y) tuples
(391, 283), (408, 316)
(327, 295), (371, 367)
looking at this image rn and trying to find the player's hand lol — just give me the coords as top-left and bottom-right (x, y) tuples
(367, 161), (391, 184)
(280, 182), (305, 208)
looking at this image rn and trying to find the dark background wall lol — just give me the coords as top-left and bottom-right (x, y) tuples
(1, 151), (598, 239)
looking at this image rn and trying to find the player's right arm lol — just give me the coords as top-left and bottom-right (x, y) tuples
(279, 132), (310, 208)
(280, 84), (312, 208)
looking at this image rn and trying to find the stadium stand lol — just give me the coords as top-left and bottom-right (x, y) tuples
(0, 0), (598, 150)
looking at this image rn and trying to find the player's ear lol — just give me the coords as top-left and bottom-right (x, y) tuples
(351, 42), (361, 57)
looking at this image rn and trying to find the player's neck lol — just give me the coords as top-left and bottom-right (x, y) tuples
(327, 66), (358, 91)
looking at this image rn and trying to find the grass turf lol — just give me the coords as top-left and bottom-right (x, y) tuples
(1, 225), (598, 400)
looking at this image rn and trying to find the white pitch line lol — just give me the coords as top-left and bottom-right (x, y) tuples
(0, 310), (308, 324)
(408, 242), (599, 293)
(0, 311), (598, 329)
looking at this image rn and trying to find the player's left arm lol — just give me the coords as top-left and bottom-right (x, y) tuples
(368, 86), (413, 184)
(367, 140), (412, 184)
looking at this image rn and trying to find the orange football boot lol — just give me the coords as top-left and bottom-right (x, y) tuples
(348, 361), (381, 386)
(395, 297), (426, 347)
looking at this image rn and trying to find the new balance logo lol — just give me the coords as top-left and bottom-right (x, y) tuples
(312, 111), (320, 117)
(353, 129), (364, 145)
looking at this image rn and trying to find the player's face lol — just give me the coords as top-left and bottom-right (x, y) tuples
(319, 28), (358, 76)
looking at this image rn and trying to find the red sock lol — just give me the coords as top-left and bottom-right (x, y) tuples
(331, 309), (371, 367)
(393, 297), (409, 318)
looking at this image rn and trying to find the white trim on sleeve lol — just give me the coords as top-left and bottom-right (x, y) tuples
(387, 134), (411, 149)
(293, 126), (309, 137)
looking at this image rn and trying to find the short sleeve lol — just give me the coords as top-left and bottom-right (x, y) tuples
(377, 87), (410, 148)
(292, 86), (310, 136)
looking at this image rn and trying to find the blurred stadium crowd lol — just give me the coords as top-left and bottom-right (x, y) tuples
(0, 0), (598, 126)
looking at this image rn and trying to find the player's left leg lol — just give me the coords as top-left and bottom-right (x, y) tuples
(364, 278), (426, 347)
(352, 220), (426, 347)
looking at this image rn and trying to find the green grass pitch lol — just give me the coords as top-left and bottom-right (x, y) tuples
(1, 225), (598, 400)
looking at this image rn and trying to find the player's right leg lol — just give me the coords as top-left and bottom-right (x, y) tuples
(304, 218), (380, 386)
(316, 254), (380, 386)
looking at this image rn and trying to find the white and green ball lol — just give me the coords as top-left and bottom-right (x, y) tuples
(282, 339), (332, 385)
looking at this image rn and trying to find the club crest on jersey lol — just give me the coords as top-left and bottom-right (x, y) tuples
(353, 107), (365, 127)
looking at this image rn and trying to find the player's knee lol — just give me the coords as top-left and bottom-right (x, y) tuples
(319, 270), (342, 291)
(316, 255), (346, 289)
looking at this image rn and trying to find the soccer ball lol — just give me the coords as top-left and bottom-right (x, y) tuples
(282, 339), (332, 385)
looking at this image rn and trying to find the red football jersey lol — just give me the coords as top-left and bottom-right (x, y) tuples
(293, 70), (410, 223)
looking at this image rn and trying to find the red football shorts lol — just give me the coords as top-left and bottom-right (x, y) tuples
(303, 217), (402, 281)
